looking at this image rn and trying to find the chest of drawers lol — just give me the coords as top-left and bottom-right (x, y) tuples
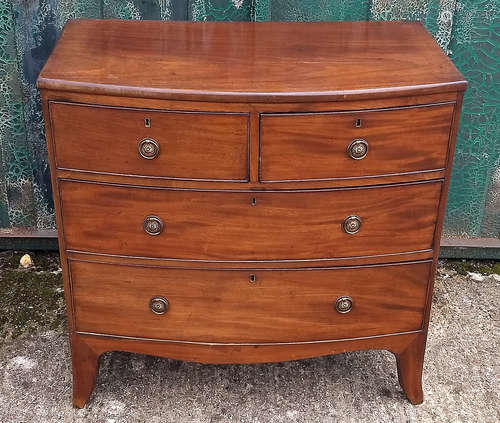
(38, 20), (466, 408)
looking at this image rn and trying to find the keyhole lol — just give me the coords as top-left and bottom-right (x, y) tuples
(249, 274), (256, 283)
(355, 118), (362, 128)
(251, 197), (257, 206)
(145, 117), (151, 128)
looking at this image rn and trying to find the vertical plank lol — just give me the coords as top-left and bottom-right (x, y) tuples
(0, 0), (34, 227)
(166, 0), (190, 20)
(444, 0), (500, 238)
(11, 0), (103, 230)
(102, 0), (143, 19)
(370, 0), (429, 22)
(253, 0), (270, 21)
(369, 0), (499, 238)
(424, 0), (456, 54)
(0, 0), (14, 226)
(55, 0), (103, 29)
(370, 0), (456, 53)
(12, 0), (57, 229)
(263, 0), (371, 21)
(1, 0), (498, 243)
(102, 0), (188, 20)
(189, 0), (252, 21)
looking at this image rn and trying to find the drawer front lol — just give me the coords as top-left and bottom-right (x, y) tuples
(60, 180), (441, 261)
(49, 102), (249, 181)
(70, 260), (430, 343)
(260, 103), (454, 182)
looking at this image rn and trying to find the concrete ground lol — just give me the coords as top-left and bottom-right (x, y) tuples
(0, 252), (498, 422)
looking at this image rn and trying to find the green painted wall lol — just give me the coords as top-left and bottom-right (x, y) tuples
(0, 0), (498, 240)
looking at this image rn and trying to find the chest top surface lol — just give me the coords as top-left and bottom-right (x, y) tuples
(38, 20), (466, 102)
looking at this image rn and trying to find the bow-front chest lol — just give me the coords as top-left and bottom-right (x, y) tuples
(38, 20), (467, 407)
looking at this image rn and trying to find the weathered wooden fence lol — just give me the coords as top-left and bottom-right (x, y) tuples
(0, 1), (498, 254)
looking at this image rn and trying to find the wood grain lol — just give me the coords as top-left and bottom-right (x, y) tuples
(41, 88), (459, 113)
(65, 250), (435, 269)
(260, 103), (454, 182)
(70, 331), (422, 407)
(59, 180), (442, 261)
(49, 101), (249, 181)
(70, 260), (430, 343)
(38, 21), (466, 102)
(71, 334), (100, 408)
(75, 330), (421, 364)
(55, 166), (445, 191)
(394, 333), (427, 404)
(37, 20), (467, 407)
(40, 93), (76, 334)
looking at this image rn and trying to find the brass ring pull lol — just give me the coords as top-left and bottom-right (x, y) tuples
(150, 296), (169, 315)
(342, 215), (362, 234)
(143, 215), (163, 236)
(335, 296), (353, 314)
(347, 138), (368, 160)
(138, 138), (160, 159)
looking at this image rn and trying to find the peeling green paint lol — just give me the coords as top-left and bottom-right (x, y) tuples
(367, 0), (500, 238)
(0, 0), (35, 228)
(264, 0), (370, 21)
(444, 0), (500, 238)
(0, 0), (498, 240)
(190, 0), (252, 21)
(254, 0), (499, 239)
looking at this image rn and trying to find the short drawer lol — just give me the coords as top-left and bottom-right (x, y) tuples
(260, 103), (454, 182)
(70, 260), (430, 343)
(49, 102), (249, 181)
(60, 180), (441, 261)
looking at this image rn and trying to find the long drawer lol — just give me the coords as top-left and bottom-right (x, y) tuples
(49, 102), (249, 181)
(70, 260), (430, 343)
(260, 103), (454, 182)
(59, 180), (441, 261)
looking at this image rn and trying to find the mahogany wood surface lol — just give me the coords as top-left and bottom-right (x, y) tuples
(65, 250), (435, 269)
(59, 180), (442, 261)
(56, 166), (446, 191)
(260, 103), (454, 182)
(394, 333), (427, 405)
(38, 20), (466, 102)
(41, 89), (459, 113)
(38, 20), (466, 407)
(42, 90), (454, 190)
(71, 334), (100, 409)
(422, 93), (464, 331)
(71, 330), (423, 407)
(70, 260), (430, 343)
(49, 101), (249, 181)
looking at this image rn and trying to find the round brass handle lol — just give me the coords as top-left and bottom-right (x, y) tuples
(335, 296), (353, 314)
(150, 296), (169, 315)
(138, 138), (160, 159)
(347, 138), (368, 160)
(342, 215), (362, 234)
(143, 215), (163, 236)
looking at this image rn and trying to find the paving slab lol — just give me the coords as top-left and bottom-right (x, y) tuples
(0, 256), (499, 422)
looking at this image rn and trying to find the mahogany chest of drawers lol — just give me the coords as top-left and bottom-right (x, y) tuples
(38, 20), (466, 407)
